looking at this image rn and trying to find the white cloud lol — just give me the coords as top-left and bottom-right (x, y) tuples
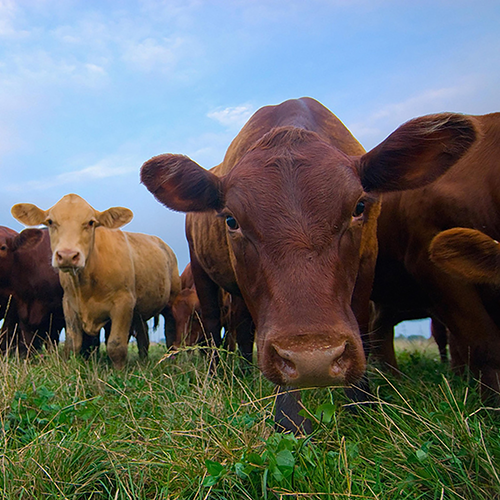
(207, 104), (254, 129)
(0, 0), (28, 38)
(5, 157), (137, 193)
(122, 36), (186, 73)
(348, 82), (477, 149)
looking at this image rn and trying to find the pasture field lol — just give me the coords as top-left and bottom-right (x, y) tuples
(0, 338), (499, 499)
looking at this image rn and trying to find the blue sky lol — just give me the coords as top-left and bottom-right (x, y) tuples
(1, 0), (499, 277)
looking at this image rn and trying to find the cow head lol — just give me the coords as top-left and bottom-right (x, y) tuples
(141, 113), (476, 388)
(0, 227), (44, 286)
(11, 194), (133, 272)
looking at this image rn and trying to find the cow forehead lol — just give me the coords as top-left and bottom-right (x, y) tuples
(224, 141), (362, 217)
(49, 194), (96, 223)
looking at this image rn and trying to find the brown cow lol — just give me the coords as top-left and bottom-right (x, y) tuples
(370, 113), (500, 400)
(11, 194), (181, 369)
(141, 97), (476, 431)
(171, 264), (250, 355)
(0, 226), (64, 355)
(171, 264), (204, 347)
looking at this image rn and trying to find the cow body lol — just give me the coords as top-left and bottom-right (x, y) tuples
(141, 97), (476, 430)
(370, 113), (500, 397)
(0, 226), (64, 354)
(12, 194), (181, 368)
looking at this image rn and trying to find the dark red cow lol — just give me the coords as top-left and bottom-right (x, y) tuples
(0, 226), (64, 354)
(171, 264), (204, 347)
(171, 264), (251, 356)
(370, 113), (500, 400)
(141, 97), (476, 431)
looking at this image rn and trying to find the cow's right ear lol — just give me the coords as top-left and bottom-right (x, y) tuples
(141, 154), (223, 212)
(11, 228), (44, 252)
(11, 203), (47, 226)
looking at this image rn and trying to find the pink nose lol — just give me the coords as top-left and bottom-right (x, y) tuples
(55, 249), (82, 268)
(271, 340), (349, 387)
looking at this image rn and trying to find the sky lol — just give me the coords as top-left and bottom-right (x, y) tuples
(1, 0), (499, 339)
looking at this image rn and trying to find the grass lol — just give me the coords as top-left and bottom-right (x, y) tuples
(0, 338), (498, 499)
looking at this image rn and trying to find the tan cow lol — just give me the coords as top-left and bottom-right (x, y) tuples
(12, 194), (181, 368)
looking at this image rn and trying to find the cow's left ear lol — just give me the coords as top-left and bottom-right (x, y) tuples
(11, 203), (47, 226)
(97, 207), (133, 229)
(430, 228), (500, 284)
(11, 228), (44, 252)
(358, 113), (477, 192)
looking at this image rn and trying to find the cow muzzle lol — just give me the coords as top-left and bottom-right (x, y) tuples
(53, 248), (84, 270)
(263, 334), (365, 387)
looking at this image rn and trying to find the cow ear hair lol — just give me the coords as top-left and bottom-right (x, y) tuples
(140, 154), (223, 212)
(97, 207), (133, 229)
(358, 113), (477, 193)
(430, 228), (500, 284)
(11, 228), (45, 252)
(11, 203), (47, 226)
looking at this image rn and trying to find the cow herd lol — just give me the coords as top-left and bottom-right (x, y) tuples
(1, 97), (499, 432)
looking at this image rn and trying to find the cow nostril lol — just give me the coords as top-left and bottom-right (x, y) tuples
(271, 340), (350, 385)
(271, 344), (298, 379)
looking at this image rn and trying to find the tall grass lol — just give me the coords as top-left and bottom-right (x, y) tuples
(0, 339), (498, 499)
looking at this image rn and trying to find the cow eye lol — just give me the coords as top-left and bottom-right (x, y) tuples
(46, 219), (53, 226)
(225, 215), (240, 231)
(353, 201), (365, 218)
(0, 245), (6, 251)
(88, 220), (95, 227)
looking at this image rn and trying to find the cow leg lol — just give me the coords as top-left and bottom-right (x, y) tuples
(107, 300), (134, 369)
(274, 387), (313, 435)
(430, 316), (448, 363)
(132, 315), (149, 360)
(80, 331), (101, 359)
(231, 296), (254, 364)
(190, 255), (222, 349)
(162, 307), (176, 348)
(369, 306), (399, 374)
(63, 296), (83, 357)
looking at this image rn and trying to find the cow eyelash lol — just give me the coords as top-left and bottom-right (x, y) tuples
(217, 211), (241, 231)
(352, 199), (367, 219)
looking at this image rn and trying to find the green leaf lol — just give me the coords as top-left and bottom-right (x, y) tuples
(276, 449), (295, 469)
(202, 475), (219, 487)
(315, 403), (336, 424)
(205, 459), (225, 477)
(246, 452), (264, 466)
(416, 449), (428, 462)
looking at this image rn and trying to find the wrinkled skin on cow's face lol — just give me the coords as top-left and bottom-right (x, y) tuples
(220, 135), (370, 386)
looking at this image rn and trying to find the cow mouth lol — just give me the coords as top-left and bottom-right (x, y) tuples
(55, 264), (83, 274)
